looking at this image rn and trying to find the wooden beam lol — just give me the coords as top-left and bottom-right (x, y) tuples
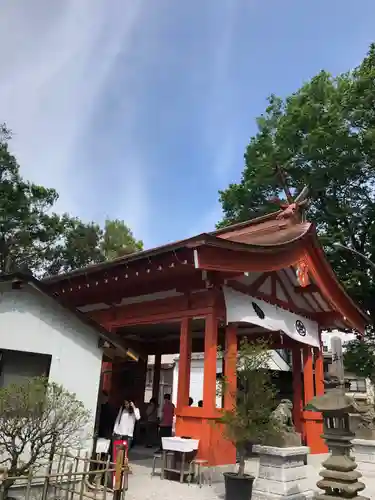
(195, 244), (305, 274)
(249, 272), (271, 293)
(62, 271), (205, 307)
(314, 311), (343, 326)
(274, 271), (294, 306)
(294, 283), (320, 294)
(90, 290), (225, 328)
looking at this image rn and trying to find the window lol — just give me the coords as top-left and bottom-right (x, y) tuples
(323, 360), (331, 375)
(0, 349), (51, 388)
(346, 378), (367, 393)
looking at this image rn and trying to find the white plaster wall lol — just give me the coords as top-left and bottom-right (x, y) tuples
(172, 357), (222, 408)
(321, 329), (356, 351)
(0, 282), (102, 441)
(321, 329), (374, 403)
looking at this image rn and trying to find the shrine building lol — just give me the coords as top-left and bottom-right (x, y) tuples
(43, 205), (369, 466)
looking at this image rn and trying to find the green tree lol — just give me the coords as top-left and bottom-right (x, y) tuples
(46, 219), (144, 275)
(344, 331), (375, 385)
(44, 218), (103, 276)
(219, 339), (280, 477)
(100, 219), (143, 260)
(0, 124), (64, 274)
(0, 125), (143, 276)
(218, 43), (375, 327)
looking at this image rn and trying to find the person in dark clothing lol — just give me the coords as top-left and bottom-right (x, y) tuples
(98, 391), (115, 439)
(198, 400), (203, 407)
(97, 391), (115, 488)
(145, 397), (158, 448)
(188, 397), (193, 406)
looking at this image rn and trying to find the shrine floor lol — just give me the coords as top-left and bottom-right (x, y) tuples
(124, 447), (374, 500)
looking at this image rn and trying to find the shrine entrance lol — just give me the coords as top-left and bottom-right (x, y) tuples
(44, 206), (368, 466)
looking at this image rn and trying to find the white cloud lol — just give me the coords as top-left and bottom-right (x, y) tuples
(0, 0), (149, 235)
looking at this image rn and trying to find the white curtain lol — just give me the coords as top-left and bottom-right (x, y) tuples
(223, 286), (320, 348)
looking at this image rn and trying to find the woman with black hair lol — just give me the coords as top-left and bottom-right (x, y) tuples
(145, 397), (158, 448)
(113, 399), (140, 449)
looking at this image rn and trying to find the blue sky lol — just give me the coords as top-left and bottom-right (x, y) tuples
(1, 1), (375, 249)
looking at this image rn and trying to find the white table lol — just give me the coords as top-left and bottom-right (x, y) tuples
(161, 437), (200, 483)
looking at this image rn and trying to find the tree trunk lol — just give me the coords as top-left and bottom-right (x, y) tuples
(238, 453), (246, 477)
(2, 478), (15, 500)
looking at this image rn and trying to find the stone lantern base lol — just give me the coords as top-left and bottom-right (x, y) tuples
(352, 438), (375, 482)
(252, 445), (313, 500)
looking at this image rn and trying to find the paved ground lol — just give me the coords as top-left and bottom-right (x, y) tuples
(125, 447), (374, 500)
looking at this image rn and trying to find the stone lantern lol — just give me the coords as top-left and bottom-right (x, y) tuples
(306, 381), (368, 499)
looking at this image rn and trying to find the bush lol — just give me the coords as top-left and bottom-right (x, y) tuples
(218, 339), (280, 476)
(0, 377), (90, 497)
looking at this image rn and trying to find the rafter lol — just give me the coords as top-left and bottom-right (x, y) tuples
(274, 271), (294, 306)
(294, 283), (320, 294)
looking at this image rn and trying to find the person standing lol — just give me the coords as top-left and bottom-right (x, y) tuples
(113, 399), (141, 451)
(158, 394), (174, 451)
(98, 391), (115, 439)
(145, 397), (158, 447)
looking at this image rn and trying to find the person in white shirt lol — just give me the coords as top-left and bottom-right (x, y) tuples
(113, 399), (140, 449)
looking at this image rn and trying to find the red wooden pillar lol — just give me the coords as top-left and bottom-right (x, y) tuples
(291, 347), (303, 435)
(303, 347), (314, 404)
(224, 325), (237, 411)
(102, 361), (113, 394)
(176, 314), (236, 466)
(303, 346), (327, 453)
(201, 311), (221, 465)
(152, 353), (162, 403)
(176, 317), (191, 410)
(203, 312), (218, 412)
(220, 324), (238, 465)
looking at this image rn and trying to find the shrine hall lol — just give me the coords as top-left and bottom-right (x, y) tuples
(43, 205), (369, 466)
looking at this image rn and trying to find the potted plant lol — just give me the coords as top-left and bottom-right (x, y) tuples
(218, 338), (281, 500)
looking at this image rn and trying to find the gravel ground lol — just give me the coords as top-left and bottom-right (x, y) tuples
(125, 450), (226, 500)
(125, 448), (374, 500)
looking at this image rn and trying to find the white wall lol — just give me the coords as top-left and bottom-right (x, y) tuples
(0, 282), (103, 440)
(172, 356), (222, 408)
(172, 350), (291, 408)
(321, 329), (357, 351)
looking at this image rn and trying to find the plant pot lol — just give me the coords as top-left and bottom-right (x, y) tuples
(223, 472), (254, 500)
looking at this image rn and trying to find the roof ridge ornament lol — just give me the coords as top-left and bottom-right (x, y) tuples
(271, 165), (310, 222)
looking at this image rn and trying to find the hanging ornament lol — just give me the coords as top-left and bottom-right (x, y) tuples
(296, 260), (310, 287)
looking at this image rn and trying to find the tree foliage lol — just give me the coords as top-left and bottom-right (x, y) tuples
(344, 331), (375, 384)
(100, 219), (143, 261)
(0, 377), (90, 497)
(0, 125), (143, 276)
(218, 43), (375, 382)
(218, 44), (375, 323)
(219, 339), (280, 477)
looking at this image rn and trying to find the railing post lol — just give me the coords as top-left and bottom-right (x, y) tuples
(113, 445), (127, 500)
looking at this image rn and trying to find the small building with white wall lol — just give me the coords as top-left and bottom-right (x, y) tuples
(321, 329), (374, 403)
(146, 330), (374, 408)
(146, 349), (291, 409)
(0, 273), (131, 446)
(172, 350), (291, 407)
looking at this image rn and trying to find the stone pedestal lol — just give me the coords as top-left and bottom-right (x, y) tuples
(252, 445), (313, 500)
(352, 439), (375, 482)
